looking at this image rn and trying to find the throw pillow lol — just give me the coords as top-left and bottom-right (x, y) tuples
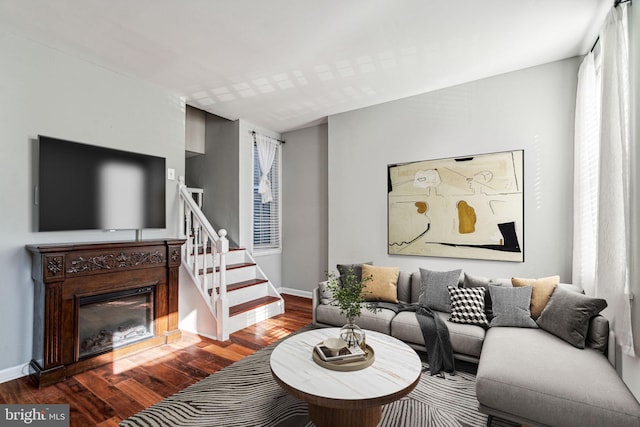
(448, 285), (489, 327)
(462, 273), (491, 289)
(337, 262), (372, 282)
(488, 285), (537, 328)
(462, 273), (510, 319)
(318, 281), (333, 305)
(361, 264), (399, 303)
(536, 286), (608, 349)
(419, 268), (462, 313)
(511, 275), (559, 319)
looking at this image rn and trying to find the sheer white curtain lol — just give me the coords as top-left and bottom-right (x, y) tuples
(573, 4), (634, 357)
(597, 3), (634, 357)
(573, 52), (599, 297)
(255, 133), (279, 203)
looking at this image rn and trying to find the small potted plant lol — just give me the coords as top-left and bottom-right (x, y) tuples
(326, 267), (374, 349)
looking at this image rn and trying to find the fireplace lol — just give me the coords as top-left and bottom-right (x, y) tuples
(78, 286), (155, 358)
(27, 239), (184, 387)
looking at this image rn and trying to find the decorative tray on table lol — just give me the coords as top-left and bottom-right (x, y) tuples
(312, 343), (375, 372)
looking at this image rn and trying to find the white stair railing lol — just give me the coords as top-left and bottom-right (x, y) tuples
(177, 178), (283, 341)
(178, 178), (229, 337)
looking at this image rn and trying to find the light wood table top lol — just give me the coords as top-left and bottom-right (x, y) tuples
(270, 328), (422, 427)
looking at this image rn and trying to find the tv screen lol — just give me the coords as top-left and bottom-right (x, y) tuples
(37, 135), (166, 232)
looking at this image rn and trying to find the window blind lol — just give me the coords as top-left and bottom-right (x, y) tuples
(253, 142), (280, 249)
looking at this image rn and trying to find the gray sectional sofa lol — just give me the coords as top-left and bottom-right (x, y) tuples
(312, 269), (640, 427)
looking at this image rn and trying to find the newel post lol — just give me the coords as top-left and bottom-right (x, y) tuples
(216, 229), (230, 341)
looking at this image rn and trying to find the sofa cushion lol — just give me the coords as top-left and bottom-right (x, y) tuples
(488, 285), (537, 328)
(314, 303), (396, 335)
(418, 268), (462, 313)
(587, 315), (610, 354)
(511, 275), (559, 319)
(477, 327), (640, 427)
(390, 311), (485, 358)
(536, 286), (608, 349)
(396, 271), (412, 304)
(447, 286), (488, 327)
(410, 271), (422, 304)
(463, 274), (515, 288)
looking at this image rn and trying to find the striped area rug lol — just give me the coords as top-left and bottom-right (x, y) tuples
(121, 329), (517, 427)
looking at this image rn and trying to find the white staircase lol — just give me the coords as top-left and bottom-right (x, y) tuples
(178, 179), (284, 341)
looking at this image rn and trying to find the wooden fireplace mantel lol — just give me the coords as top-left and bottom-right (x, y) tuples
(26, 239), (185, 387)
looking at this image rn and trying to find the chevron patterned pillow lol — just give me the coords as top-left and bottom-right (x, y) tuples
(447, 286), (489, 327)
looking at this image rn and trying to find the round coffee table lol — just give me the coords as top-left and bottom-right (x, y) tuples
(270, 328), (422, 427)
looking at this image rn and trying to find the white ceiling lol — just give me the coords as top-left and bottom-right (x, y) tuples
(1, 0), (610, 133)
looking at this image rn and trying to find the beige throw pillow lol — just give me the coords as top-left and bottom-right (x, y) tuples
(361, 264), (399, 303)
(511, 275), (559, 319)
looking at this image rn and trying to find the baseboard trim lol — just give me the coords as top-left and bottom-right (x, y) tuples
(182, 327), (219, 343)
(0, 362), (29, 384)
(279, 287), (312, 299)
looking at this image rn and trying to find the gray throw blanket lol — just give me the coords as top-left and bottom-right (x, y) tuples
(373, 302), (455, 376)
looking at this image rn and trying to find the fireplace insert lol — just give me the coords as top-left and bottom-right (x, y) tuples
(78, 286), (154, 359)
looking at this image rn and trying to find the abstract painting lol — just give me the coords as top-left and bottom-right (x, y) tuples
(388, 150), (524, 262)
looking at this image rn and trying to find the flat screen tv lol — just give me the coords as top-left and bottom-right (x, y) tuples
(37, 135), (166, 232)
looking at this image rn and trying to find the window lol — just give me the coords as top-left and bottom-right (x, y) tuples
(253, 141), (281, 250)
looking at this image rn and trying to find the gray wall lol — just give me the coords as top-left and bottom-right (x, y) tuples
(186, 118), (284, 286)
(185, 105), (206, 155)
(327, 57), (579, 280)
(0, 32), (185, 380)
(186, 115), (240, 245)
(281, 124), (328, 293)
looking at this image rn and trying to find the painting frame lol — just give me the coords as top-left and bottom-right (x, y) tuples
(387, 150), (524, 262)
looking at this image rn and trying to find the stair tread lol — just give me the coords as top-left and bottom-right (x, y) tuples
(227, 278), (269, 291)
(207, 278), (269, 296)
(229, 296), (281, 317)
(198, 262), (256, 276)
(219, 262), (254, 271)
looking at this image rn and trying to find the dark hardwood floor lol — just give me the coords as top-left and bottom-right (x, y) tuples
(0, 294), (312, 427)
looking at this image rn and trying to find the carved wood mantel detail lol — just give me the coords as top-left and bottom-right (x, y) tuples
(45, 256), (64, 278)
(27, 239), (185, 387)
(66, 250), (165, 273)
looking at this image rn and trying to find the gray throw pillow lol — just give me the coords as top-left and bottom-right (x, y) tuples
(536, 286), (607, 349)
(462, 273), (490, 288)
(337, 262), (372, 282)
(489, 285), (537, 328)
(462, 273), (509, 319)
(419, 268), (462, 313)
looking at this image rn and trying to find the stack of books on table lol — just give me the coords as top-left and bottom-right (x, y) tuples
(314, 343), (366, 363)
